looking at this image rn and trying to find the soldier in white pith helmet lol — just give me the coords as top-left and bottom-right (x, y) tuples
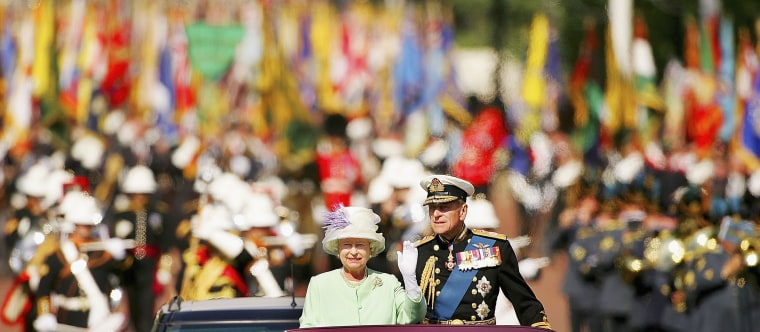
(105, 165), (169, 332)
(33, 191), (127, 332)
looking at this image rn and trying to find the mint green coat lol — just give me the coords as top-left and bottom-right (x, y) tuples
(299, 268), (426, 327)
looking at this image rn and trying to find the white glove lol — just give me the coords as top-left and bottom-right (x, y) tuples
(518, 257), (550, 280)
(285, 232), (305, 257)
(103, 238), (126, 260)
(396, 240), (421, 299)
(33, 313), (57, 332)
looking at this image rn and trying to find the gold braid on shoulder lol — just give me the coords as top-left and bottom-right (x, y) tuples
(419, 256), (437, 309)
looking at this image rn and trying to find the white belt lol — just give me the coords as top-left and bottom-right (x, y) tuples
(52, 294), (90, 311)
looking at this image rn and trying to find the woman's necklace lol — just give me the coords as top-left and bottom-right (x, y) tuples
(342, 269), (368, 288)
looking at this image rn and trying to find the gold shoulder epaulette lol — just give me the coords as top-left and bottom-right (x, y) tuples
(471, 229), (507, 241)
(415, 235), (435, 247)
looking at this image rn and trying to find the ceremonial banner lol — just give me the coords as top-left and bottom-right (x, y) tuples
(186, 23), (244, 81)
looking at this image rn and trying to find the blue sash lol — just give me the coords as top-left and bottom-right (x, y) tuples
(431, 235), (496, 320)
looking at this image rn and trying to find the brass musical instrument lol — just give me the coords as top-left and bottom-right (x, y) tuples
(643, 230), (686, 272)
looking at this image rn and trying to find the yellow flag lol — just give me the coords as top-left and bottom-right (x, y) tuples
(522, 14), (549, 110)
(311, 1), (341, 112)
(32, 0), (54, 98)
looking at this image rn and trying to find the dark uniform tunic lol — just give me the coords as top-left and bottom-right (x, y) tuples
(36, 245), (119, 328)
(564, 224), (602, 332)
(107, 205), (166, 332)
(415, 228), (550, 328)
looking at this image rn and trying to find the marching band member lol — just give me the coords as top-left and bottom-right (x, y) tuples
(107, 165), (168, 332)
(33, 191), (127, 332)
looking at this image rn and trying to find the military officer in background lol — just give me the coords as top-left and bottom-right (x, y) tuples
(560, 171), (604, 332)
(2, 163), (57, 330)
(414, 175), (551, 329)
(4, 163), (55, 274)
(106, 165), (169, 332)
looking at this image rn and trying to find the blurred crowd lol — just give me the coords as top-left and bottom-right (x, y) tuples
(1, 101), (759, 332)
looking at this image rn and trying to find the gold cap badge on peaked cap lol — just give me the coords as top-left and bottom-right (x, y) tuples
(429, 178), (445, 193)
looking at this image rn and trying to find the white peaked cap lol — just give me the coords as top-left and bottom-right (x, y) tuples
(465, 197), (500, 229)
(17, 163), (50, 197)
(419, 174), (475, 206)
(60, 191), (101, 225)
(121, 165), (157, 194)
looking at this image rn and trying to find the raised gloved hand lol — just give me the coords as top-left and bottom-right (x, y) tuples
(396, 240), (421, 299)
(33, 313), (57, 332)
(103, 238), (126, 260)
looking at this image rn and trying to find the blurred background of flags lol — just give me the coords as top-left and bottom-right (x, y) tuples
(0, 0), (760, 174)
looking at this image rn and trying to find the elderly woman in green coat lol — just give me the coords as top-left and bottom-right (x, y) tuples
(299, 205), (426, 327)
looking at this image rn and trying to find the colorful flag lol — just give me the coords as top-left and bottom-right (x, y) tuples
(31, 0), (54, 98)
(393, 9), (424, 117)
(735, 28), (760, 170)
(521, 13), (549, 110)
(716, 16), (736, 142)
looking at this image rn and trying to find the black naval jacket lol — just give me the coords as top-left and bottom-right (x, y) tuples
(415, 227), (550, 328)
(36, 245), (121, 328)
